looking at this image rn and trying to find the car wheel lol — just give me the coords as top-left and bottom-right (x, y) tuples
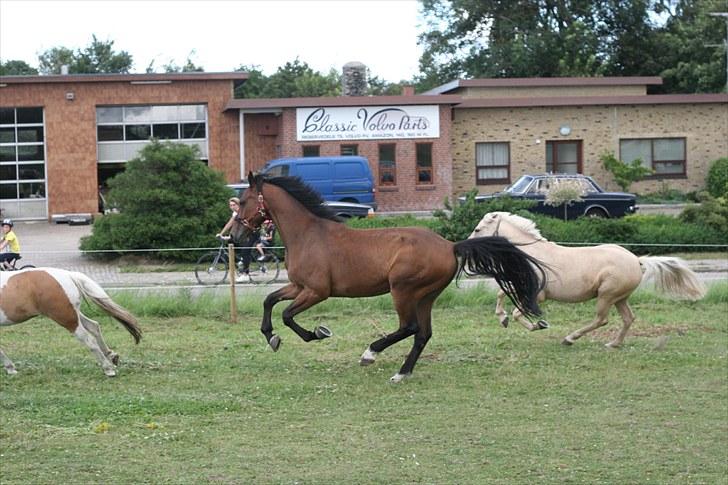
(585, 208), (608, 218)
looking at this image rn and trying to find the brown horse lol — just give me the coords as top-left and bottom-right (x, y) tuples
(0, 268), (142, 376)
(470, 212), (707, 347)
(238, 173), (546, 382)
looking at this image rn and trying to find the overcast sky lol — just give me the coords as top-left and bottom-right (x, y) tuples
(0, 0), (425, 82)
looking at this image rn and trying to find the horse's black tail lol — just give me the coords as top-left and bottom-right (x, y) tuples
(454, 236), (546, 319)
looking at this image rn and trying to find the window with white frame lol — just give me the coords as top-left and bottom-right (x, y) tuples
(475, 142), (510, 184)
(96, 104), (208, 164)
(620, 138), (686, 176)
(0, 107), (46, 211)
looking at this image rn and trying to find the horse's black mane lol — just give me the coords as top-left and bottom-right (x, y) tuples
(256, 174), (342, 222)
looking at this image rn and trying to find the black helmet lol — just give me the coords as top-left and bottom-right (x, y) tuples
(1, 218), (12, 227)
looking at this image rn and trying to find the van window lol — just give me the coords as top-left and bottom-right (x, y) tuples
(334, 161), (366, 179)
(296, 162), (330, 180)
(266, 164), (289, 177)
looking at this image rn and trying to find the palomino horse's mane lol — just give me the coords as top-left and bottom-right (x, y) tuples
(256, 174), (342, 223)
(498, 212), (548, 241)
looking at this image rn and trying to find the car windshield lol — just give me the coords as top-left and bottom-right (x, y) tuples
(505, 176), (534, 194)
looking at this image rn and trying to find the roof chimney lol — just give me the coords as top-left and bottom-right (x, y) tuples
(342, 61), (367, 96)
(402, 85), (415, 96)
(60, 65), (69, 75)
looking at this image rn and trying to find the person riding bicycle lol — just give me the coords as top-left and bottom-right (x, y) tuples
(255, 219), (276, 262)
(0, 219), (21, 270)
(216, 196), (258, 281)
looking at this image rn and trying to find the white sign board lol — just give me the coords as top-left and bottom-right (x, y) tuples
(296, 105), (440, 141)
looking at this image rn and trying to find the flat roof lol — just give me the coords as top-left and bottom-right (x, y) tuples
(0, 71), (249, 84)
(424, 76), (664, 95)
(455, 93), (728, 108)
(225, 95), (462, 111)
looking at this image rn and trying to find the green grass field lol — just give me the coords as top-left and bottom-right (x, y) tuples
(1, 285), (726, 484)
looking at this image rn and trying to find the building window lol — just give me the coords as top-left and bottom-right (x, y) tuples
(416, 143), (433, 184)
(0, 107), (46, 218)
(96, 104), (208, 166)
(341, 144), (358, 156)
(302, 145), (320, 157)
(620, 138), (686, 176)
(546, 140), (582, 174)
(475, 142), (510, 184)
(379, 144), (396, 185)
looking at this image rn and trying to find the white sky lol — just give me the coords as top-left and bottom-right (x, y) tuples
(0, 0), (425, 82)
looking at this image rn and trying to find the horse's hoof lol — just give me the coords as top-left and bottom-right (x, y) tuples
(104, 369), (117, 377)
(390, 373), (410, 383)
(5, 366), (17, 375)
(269, 335), (281, 352)
(605, 341), (621, 349)
(561, 337), (574, 346)
(314, 325), (332, 340)
(500, 317), (509, 328)
(359, 348), (377, 366)
(110, 352), (120, 365)
(536, 320), (550, 330)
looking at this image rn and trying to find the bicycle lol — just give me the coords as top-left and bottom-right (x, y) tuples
(194, 236), (280, 285)
(0, 255), (35, 271)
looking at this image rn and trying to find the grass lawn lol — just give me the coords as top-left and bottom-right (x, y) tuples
(1, 285), (726, 484)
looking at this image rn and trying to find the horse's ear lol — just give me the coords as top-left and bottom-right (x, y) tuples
(247, 171), (255, 187)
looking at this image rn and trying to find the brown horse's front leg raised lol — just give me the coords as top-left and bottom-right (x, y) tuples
(261, 284), (299, 351)
(280, 288), (331, 344)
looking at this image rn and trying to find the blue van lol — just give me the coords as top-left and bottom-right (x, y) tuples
(260, 156), (376, 208)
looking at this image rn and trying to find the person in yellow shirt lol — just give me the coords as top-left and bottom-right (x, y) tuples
(0, 219), (21, 270)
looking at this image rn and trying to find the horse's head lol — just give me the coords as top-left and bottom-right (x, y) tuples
(469, 212), (508, 239)
(238, 172), (271, 232)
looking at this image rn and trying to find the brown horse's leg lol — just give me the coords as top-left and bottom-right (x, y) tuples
(261, 284), (300, 351)
(280, 288), (329, 343)
(390, 296), (437, 383)
(606, 299), (635, 348)
(360, 292), (419, 373)
(0, 347), (17, 375)
(562, 297), (612, 345)
(79, 314), (118, 365)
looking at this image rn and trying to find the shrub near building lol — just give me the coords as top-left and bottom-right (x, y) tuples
(80, 141), (232, 261)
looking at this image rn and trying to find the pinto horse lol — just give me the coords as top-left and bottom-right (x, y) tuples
(238, 173), (546, 382)
(0, 268), (141, 376)
(470, 212), (707, 347)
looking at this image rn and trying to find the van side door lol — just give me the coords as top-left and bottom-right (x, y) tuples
(294, 161), (332, 198)
(332, 161), (371, 203)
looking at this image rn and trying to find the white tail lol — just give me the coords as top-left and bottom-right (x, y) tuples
(639, 256), (707, 301)
(67, 271), (142, 343)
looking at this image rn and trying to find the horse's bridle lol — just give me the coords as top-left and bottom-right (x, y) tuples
(242, 195), (270, 231)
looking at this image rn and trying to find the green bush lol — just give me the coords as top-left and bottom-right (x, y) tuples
(601, 152), (652, 192)
(679, 191), (728, 235)
(706, 157), (728, 198)
(80, 141), (233, 261)
(430, 190), (535, 241)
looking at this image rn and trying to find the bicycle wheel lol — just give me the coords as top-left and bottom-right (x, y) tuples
(248, 254), (281, 284)
(194, 252), (229, 285)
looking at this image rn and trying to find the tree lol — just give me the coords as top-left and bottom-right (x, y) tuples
(601, 152), (653, 192)
(416, 0), (725, 94)
(162, 50), (205, 73)
(543, 177), (587, 221)
(38, 35), (133, 74)
(80, 141), (232, 261)
(0, 60), (38, 75)
(234, 59), (340, 98)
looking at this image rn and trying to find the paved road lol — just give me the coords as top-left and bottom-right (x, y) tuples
(10, 220), (728, 290)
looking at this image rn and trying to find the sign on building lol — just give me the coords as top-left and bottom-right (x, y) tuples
(296, 105), (440, 141)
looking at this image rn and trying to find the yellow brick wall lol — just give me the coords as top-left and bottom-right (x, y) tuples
(451, 103), (728, 197)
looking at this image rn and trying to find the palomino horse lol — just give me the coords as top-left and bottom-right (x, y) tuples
(470, 212), (707, 347)
(0, 268), (141, 376)
(238, 173), (546, 382)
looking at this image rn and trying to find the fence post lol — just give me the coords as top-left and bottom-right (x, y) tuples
(228, 243), (237, 323)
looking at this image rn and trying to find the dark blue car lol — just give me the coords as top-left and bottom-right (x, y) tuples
(460, 174), (638, 219)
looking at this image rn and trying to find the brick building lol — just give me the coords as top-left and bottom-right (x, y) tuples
(425, 77), (728, 195)
(1, 72), (726, 221)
